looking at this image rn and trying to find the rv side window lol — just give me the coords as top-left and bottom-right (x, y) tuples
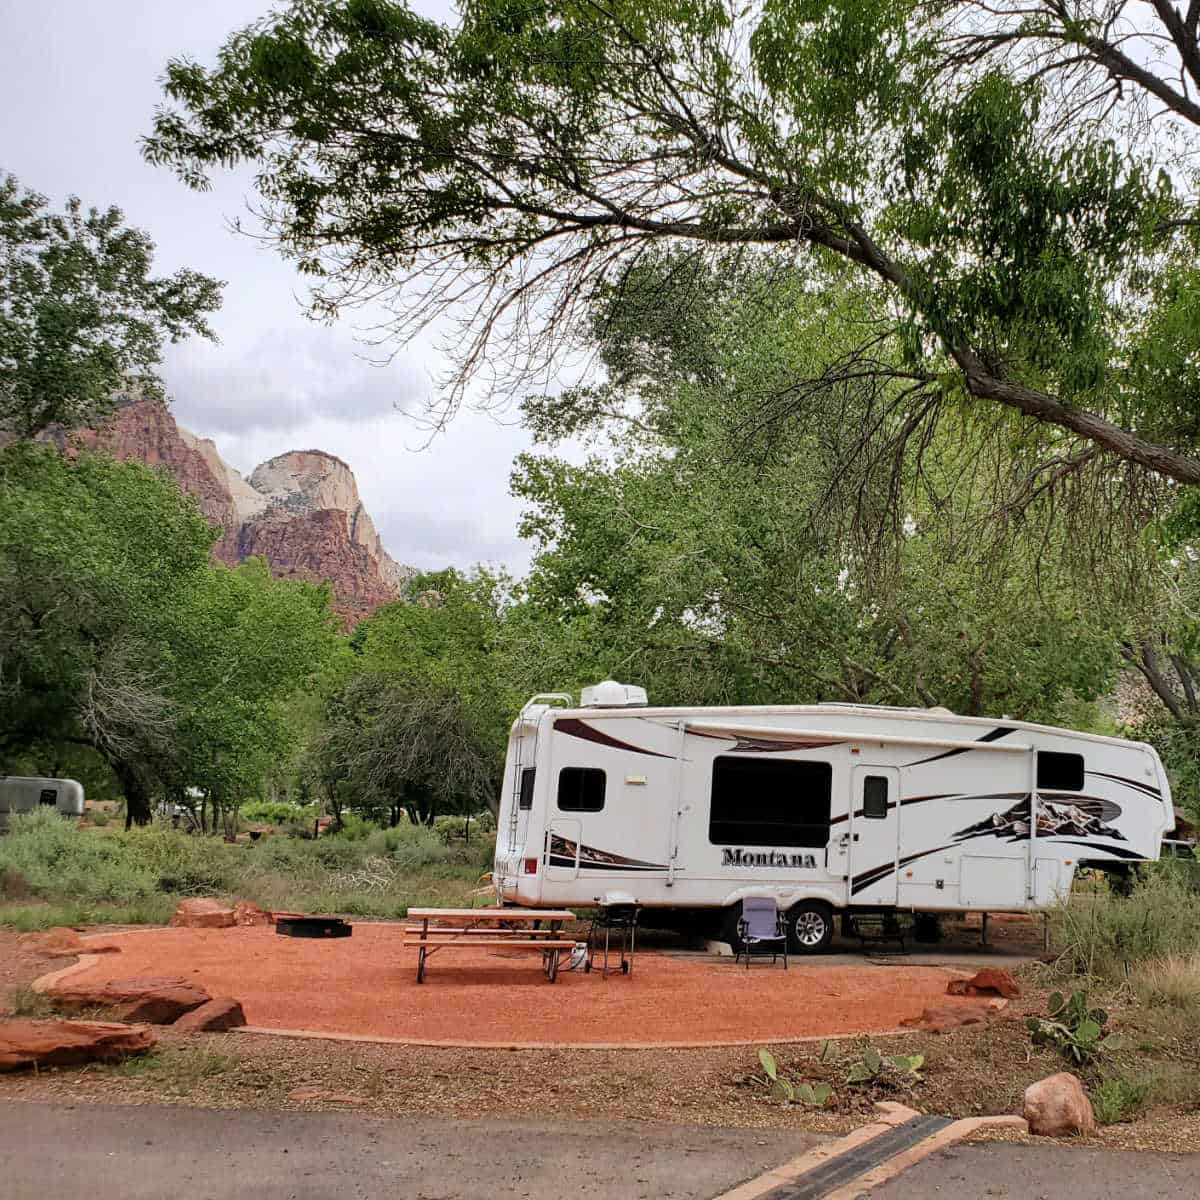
(1037, 752), (1085, 792)
(862, 776), (888, 819)
(518, 768), (536, 810)
(709, 757), (832, 848)
(38, 789), (57, 807)
(557, 767), (605, 812)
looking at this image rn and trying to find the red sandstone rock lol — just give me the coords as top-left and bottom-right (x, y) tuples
(174, 998), (246, 1032)
(946, 968), (1021, 999)
(232, 900), (271, 927)
(969, 967), (1021, 998)
(49, 976), (211, 1024)
(0, 1019), (155, 1072)
(78, 399), (412, 626)
(900, 1005), (989, 1034)
(78, 397), (244, 563)
(1023, 1072), (1096, 1137)
(170, 898), (236, 929)
(18, 927), (123, 960)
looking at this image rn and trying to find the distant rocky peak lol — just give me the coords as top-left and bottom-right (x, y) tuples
(82, 398), (413, 624)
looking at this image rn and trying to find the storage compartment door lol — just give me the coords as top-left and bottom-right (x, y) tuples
(960, 855), (1028, 908)
(1034, 857), (1071, 906)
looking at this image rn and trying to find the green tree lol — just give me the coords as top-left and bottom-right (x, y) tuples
(308, 673), (499, 825)
(0, 173), (222, 438)
(513, 273), (1128, 721)
(165, 558), (346, 834)
(0, 444), (345, 827)
(0, 442), (213, 821)
(146, 0), (1200, 490)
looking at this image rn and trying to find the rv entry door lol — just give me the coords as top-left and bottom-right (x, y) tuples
(849, 766), (901, 906)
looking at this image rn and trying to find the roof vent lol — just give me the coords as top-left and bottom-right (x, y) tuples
(580, 680), (648, 708)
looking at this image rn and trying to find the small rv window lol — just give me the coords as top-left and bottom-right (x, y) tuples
(38, 789), (57, 807)
(862, 776), (888, 820)
(709, 757), (832, 848)
(1037, 752), (1085, 792)
(557, 767), (606, 812)
(518, 767), (536, 811)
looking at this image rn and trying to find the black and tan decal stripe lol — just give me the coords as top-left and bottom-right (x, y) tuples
(547, 834), (668, 872)
(904, 726), (1017, 768)
(554, 717), (674, 759)
(1086, 771), (1162, 800)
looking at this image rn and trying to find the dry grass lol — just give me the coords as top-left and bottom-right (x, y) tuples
(1131, 954), (1200, 1011)
(7, 984), (53, 1018)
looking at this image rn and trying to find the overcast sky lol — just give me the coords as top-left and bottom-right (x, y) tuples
(0, 0), (547, 573)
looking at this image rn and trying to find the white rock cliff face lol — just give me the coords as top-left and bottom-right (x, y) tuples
(246, 450), (409, 590)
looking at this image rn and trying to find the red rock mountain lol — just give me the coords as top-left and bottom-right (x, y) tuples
(81, 398), (412, 624)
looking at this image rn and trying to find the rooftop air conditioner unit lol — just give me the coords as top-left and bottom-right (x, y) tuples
(580, 680), (648, 708)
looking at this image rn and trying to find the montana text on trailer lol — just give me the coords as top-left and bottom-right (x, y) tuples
(492, 682), (1173, 953)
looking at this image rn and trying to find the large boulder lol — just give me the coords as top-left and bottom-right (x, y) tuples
(1023, 1072), (1096, 1137)
(0, 1019), (155, 1072)
(17, 928), (121, 959)
(48, 976), (211, 1025)
(169, 898), (236, 929)
(946, 968), (1021, 999)
(174, 998), (246, 1033)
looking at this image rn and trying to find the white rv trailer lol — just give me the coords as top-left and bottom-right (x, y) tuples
(0, 777), (85, 832)
(493, 682), (1173, 952)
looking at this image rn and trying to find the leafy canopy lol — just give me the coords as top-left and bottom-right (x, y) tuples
(0, 173), (222, 438)
(514, 267), (1129, 721)
(145, 0), (1200, 486)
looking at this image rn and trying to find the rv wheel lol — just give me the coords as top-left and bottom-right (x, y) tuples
(786, 902), (834, 954)
(721, 903), (746, 955)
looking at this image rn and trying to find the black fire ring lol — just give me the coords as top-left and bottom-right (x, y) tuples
(275, 916), (352, 939)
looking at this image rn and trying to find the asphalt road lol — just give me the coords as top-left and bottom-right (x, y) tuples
(864, 1141), (1200, 1199)
(0, 1101), (819, 1200)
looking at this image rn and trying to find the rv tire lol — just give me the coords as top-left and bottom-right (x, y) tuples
(786, 901), (834, 954)
(721, 902), (746, 955)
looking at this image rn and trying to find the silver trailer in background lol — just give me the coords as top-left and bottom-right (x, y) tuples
(0, 776), (85, 831)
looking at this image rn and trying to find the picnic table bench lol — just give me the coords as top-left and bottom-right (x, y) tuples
(404, 908), (576, 983)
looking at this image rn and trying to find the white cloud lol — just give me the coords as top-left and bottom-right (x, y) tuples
(164, 327), (429, 437)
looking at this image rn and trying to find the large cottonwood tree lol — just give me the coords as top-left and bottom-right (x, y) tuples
(146, 0), (1200, 491)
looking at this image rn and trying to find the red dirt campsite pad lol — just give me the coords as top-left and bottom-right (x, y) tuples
(62, 926), (986, 1046)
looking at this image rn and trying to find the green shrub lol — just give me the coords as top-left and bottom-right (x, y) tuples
(0, 810), (157, 901)
(330, 813), (374, 841)
(8, 984), (53, 1017)
(1, 867), (31, 899)
(89, 809), (110, 828)
(239, 800), (317, 826)
(123, 824), (233, 895)
(1091, 1073), (1151, 1124)
(1050, 867), (1200, 979)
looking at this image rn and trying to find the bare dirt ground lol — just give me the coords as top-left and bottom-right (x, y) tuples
(3, 923), (1200, 1154)
(43, 923), (990, 1046)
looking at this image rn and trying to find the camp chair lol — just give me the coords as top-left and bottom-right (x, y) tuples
(735, 896), (788, 969)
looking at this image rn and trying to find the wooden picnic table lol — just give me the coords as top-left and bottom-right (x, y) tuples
(404, 908), (577, 983)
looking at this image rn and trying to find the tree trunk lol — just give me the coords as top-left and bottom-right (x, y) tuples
(113, 760), (152, 829)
